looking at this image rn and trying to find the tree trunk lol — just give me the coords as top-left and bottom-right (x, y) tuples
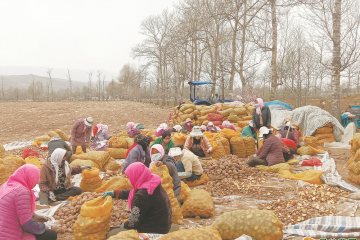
(331, 0), (342, 121)
(238, 1), (247, 87)
(229, 8), (240, 91)
(270, 0), (278, 101)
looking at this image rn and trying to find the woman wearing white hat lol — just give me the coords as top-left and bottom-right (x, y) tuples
(246, 127), (285, 167)
(69, 117), (94, 154)
(184, 126), (212, 158)
(169, 145), (203, 182)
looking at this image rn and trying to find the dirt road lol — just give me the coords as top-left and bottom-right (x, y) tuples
(0, 101), (172, 144)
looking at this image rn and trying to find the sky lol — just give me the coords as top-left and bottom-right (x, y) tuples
(0, 0), (175, 81)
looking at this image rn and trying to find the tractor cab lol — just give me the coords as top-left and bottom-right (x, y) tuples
(188, 81), (234, 106)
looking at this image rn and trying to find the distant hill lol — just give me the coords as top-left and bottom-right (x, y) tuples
(0, 75), (90, 90)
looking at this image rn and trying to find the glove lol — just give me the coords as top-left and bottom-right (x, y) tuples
(102, 191), (114, 198)
(81, 165), (91, 170)
(49, 192), (56, 202)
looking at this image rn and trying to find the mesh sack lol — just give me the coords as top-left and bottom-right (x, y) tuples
(237, 121), (250, 128)
(219, 109), (234, 117)
(346, 156), (355, 167)
(0, 155), (26, 186)
(34, 135), (51, 142)
(324, 122), (333, 128)
(203, 120), (210, 126)
(77, 151), (111, 168)
(207, 113), (223, 121)
(210, 140), (226, 160)
(108, 230), (140, 240)
(243, 136), (255, 157)
(125, 138), (134, 147)
(304, 137), (318, 148)
(308, 146), (325, 154)
(235, 127), (243, 134)
(157, 227), (222, 240)
(256, 163), (293, 173)
(54, 129), (70, 141)
(185, 174), (209, 187)
(109, 137), (128, 148)
(348, 161), (360, 175)
(104, 158), (122, 171)
(183, 108), (194, 115)
(200, 108), (216, 116)
(179, 181), (190, 203)
(104, 148), (127, 159)
(70, 159), (100, 169)
(172, 133), (188, 147)
(211, 209), (283, 240)
(0, 143), (8, 159)
(25, 156), (43, 169)
(150, 164), (183, 224)
(315, 127), (333, 134)
(193, 109), (199, 116)
(227, 112), (241, 122)
(233, 107), (247, 116)
(297, 146), (314, 155)
(75, 146), (84, 155)
(314, 133), (335, 140)
(117, 131), (130, 138)
(198, 115), (209, 123)
(220, 138), (231, 155)
(222, 104), (236, 110)
(80, 168), (102, 192)
(317, 136), (336, 145)
(219, 128), (240, 139)
(181, 189), (214, 218)
(179, 113), (195, 122)
(245, 104), (256, 112)
(213, 121), (222, 126)
(230, 137), (246, 158)
(349, 170), (360, 184)
(95, 176), (132, 193)
(74, 196), (113, 240)
(278, 169), (323, 185)
(180, 104), (196, 112)
(70, 154), (80, 163)
(350, 133), (360, 155)
(48, 131), (61, 138)
(241, 116), (253, 121)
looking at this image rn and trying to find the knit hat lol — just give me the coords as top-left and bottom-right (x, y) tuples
(84, 117), (94, 127)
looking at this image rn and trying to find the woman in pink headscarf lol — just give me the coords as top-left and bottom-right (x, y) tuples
(92, 124), (110, 151)
(103, 162), (172, 238)
(126, 122), (145, 131)
(155, 123), (169, 137)
(222, 121), (236, 131)
(252, 98), (271, 130)
(0, 164), (57, 240)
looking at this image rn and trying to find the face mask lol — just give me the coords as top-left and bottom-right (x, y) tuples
(152, 153), (162, 161)
(255, 104), (259, 108)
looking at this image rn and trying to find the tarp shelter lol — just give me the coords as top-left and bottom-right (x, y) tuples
(264, 100), (293, 111)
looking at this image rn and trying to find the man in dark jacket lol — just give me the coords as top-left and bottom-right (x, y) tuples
(252, 98), (271, 129)
(48, 137), (72, 162)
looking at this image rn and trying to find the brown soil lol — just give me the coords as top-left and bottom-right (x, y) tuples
(0, 101), (173, 144)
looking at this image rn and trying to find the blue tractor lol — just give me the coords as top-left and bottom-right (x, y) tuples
(189, 81), (234, 106)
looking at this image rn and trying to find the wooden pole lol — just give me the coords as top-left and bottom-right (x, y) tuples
(286, 119), (293, 139)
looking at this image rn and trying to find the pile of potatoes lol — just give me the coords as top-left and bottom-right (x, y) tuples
(53, 192), (131, 233)
(201, 155), (272, 180)
(102, 169), (127, 182)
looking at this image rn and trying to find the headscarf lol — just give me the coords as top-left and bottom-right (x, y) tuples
(207, 122), (216, 133)
(156, 123), (168, 133)
(256, 98), (264, 115)
(124, 162), (162, 210)
(97, 124), (108, 131)
(126, 122), (135, 130)
(150, 144), (165, 164)
(0, 164), (40, 214)
(135, 134), (151, 151)
(200, 125), (207, 131)
(51, 148), (70, 184)
(249, 120), (254, 128)
(222, 121), (232, 128)
(173, 125), (182, 133)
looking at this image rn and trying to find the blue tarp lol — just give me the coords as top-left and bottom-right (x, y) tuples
(188, 81), (214, 86)
(264, 100), (292, 111)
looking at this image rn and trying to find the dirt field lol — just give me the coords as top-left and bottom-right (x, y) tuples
(0, 101), (173, 144)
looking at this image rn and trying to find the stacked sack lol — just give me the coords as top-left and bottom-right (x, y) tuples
(346, 133), (360, 184)
(71, 151), (120, 172)
(0, 143), (8, 159)
(105, 137), (135, 160)
(172, 100), (198, 126)
(33, 129), (70, 146)
(313, 122), (336, 145)
(0, 155), (26, 186)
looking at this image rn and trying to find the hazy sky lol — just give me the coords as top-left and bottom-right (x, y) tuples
(0, 0), (175, 79)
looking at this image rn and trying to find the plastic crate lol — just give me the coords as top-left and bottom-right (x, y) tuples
(350, 106), (360, 115)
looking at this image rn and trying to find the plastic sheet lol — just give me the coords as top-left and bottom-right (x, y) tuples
(278, 169), (323, 185)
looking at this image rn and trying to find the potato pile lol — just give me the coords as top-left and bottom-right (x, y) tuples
(201, 155), (272, 180)
(297, 184), (349, 202)
(7, 145), (48, 159)
(102, 169), (127, 182)
(259, 199), (337, 226)
(110, 199), (131, 227)
(53, 192), (131, 233)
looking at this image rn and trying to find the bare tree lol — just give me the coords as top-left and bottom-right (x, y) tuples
(97, 70), (102, 101)
(65, 69), (72, 100)
(88, 71), (93, 100)
(45, 68), (53, 101)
